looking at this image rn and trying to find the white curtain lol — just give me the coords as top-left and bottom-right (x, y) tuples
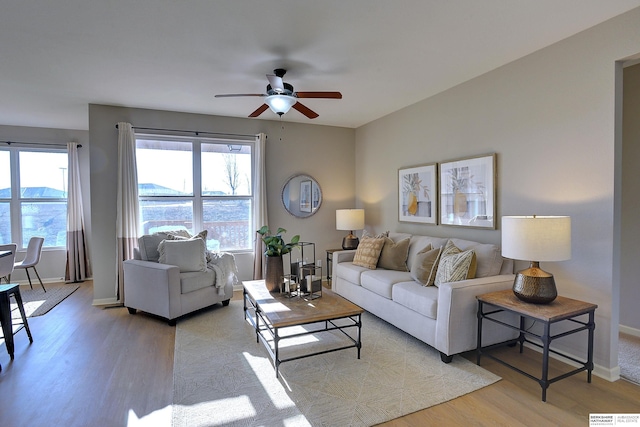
(116, 122), (140, 302)
(65, 142), (92, 282)
(253, 133), (268, 279)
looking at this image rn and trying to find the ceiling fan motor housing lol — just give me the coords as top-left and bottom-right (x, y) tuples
(267, 82), (294, 96)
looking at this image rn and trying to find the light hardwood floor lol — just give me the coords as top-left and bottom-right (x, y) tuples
(1, 282), (639, 427)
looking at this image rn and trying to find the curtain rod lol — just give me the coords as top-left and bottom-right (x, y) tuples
(1, 140), (81, 148)
(115, 124), (257, 139)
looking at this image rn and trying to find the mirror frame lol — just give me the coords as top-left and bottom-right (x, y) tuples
(281, 173), (322, 218)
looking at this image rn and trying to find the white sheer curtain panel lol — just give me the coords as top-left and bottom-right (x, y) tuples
(116, 122), (140, 302)
(65, 142), (92, 282)
(253, 133), (268, 279)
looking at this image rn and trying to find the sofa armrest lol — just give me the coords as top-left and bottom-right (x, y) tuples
(334, 249), (356, 264)
(435, 274), (516, 356)
(123, 259), (182, 319)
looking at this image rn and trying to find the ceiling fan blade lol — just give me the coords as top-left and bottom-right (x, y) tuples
(215, 93), (265, 98)
(292, 102), (319, 119)
(295, 91), (343, 99)
(266, 74), (285, 92)
(249, 104), (269, 118)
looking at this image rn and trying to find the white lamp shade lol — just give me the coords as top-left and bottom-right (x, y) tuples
(265, 95), (297, 115)
(502, 216), (571, 262)
(336, 209), (365, 231)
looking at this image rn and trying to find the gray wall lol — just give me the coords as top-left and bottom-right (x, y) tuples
(0, 124), (91, 282)
(621, 62), (640, 331)
(88, 104), (355, 303)
(354, 8), (640, 375)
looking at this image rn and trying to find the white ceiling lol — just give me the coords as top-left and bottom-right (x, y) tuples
(2, 1), (639, 130)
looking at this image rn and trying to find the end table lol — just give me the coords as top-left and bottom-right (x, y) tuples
(476, 289), (597, 402)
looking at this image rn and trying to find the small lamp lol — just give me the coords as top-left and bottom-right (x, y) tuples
(265, 95), (297, 116)
(336, 209), (365, 250)
(501, 215), (571, 304)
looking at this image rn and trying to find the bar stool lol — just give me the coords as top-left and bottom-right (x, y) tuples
(0, 283), (33, 371)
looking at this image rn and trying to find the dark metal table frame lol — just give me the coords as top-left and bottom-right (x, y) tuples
(477, 292), (596, 402)
(0, 283), (33, 371)
(243, 288), (362, 378)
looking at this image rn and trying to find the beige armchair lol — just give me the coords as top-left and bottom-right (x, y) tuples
(123, 233), (235, 325)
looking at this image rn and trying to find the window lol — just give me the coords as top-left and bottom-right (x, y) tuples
(136, 136), (253, 252)
(0, 147), (68, 248)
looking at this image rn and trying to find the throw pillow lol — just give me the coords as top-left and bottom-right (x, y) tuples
(352, 236), (385, 269)
(362, 230), (389, 239)
(377, 237), (410, 271)
(410, 245), (444, 286)
(434, 249), (477, 287)
(158, 238), (207, 272)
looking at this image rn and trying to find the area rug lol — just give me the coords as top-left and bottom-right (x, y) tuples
(619, 333), (640, 385)
(172, 299), (501, 427)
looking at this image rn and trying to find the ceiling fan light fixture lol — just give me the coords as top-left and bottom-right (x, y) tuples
(265, 94), (296, 116)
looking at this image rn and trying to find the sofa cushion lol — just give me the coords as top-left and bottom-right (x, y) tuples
(448, 238), (503, 278)
(434, 249), (477, 286)
(352, 236), (385, 269)
(137, 234), (166, 262)
(336, 261), (369, 284)
(361, 269), (412, 299)
(180, 268), (215, 293)
(392, 281), (439, 320)
(377, 237), (410, 271)
(410, 245), (443, 286)
(158, 238), (207, 272)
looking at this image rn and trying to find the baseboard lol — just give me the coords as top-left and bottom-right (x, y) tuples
(523, 342), (620, 382)
(620, 324), (640, 338)
(92, 297), (120, 307)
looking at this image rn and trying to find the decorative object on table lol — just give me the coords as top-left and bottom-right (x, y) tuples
(300, 264), (322, 299)
(257, 226), (300, 293)
(281, 174), (322, 218)
(336, 209), (365, 250)
(287, 241), (315, 286)
(398, 163), (437, 224)
(439, 153), (496, 228)
(501, 215), (571, 304)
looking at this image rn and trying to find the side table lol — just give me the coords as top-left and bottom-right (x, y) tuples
(325, 248), (343, 286)
(476, 289), (597, 402)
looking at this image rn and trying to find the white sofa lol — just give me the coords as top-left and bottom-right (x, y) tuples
(123, 233), (235, 325)
(333, 232), (518, 362)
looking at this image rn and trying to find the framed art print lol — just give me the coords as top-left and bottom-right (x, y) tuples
(439, 153), (496, 229)
(398, 163), (437, 224)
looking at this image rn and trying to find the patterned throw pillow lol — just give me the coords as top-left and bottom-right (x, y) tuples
(434, 249), (477, 287)
(352, 236), (386, 269)
(377, 237), (410, 271)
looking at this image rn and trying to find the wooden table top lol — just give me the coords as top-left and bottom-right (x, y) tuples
(243, 280), (364, 328)
(477, 289), (598, 323)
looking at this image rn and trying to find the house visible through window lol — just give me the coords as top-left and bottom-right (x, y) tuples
(0, 147), (68, 248)
(135, 136), (253, 252)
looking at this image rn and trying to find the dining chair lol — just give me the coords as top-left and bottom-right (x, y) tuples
(13, 237), (46, 292)
(0, 243), (17, 284)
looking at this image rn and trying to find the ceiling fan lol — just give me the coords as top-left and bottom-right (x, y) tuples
(215, 69), (342, 119)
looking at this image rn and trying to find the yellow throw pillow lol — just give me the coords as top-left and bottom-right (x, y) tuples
(377, 237), (410, 271)
(352, 236), (386, 269)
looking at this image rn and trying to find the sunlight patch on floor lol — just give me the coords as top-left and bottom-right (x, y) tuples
(127, 405), (172, 427)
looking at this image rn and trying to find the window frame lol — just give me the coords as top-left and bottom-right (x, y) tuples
(0, 145), (68, 249)
(135, 134), (255, 253)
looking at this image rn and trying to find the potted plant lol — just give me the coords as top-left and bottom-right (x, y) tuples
(257, 226), (300, 292)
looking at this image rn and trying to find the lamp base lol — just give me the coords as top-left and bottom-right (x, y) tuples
(512, 261), (557, 304)
(342, 232), (359, 250)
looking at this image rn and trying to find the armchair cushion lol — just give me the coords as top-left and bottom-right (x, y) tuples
(158, 238), (207, 272)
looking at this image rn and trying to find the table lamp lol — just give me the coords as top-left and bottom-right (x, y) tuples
(501, 215), (571, 304)
(336, 209), (365, 250)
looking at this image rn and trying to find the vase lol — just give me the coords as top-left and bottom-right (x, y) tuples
(407, 191), (418, 215)
(265, 255), (284, 293)
(453, 190), (467, 218)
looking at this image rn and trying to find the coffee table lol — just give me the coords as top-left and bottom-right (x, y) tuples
(243, 279), (364, 377)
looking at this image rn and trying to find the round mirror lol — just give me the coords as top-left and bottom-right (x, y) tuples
(282, 174), (322, 218)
